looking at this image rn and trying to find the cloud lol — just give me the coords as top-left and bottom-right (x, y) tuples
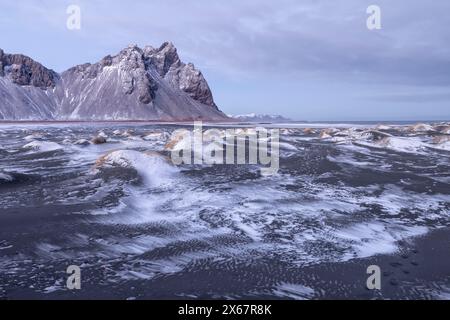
(4, 0), (450, 85)
(1, 0), (450, 119)
(69, 0), (450, 86)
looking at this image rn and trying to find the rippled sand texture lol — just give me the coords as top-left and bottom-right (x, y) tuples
(0, 122), (449, 299)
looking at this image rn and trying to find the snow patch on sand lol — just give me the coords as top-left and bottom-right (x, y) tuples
(273, 283), (315, 300)
(333, 221), (428, 260)
(96, 150), (177, 186)
(357, 136), (428, 154)
(0, 172), (14, 182)
(22, 141), (63, 152)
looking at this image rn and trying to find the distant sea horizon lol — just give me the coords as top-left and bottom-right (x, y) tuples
(297, 120), (450, 125)
(0, 119), (448, 127)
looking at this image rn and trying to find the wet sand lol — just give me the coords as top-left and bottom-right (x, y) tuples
(3, 226), (449, 300)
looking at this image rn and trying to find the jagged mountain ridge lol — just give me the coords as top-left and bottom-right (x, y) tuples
(0, 43), (227, 121)
(0, 48), (59, 120)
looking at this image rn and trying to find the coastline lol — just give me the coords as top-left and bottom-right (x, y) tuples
(0, 119), (448, 127)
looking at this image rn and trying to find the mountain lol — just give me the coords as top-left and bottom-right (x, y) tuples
(229, 113), (292, 123)
(0, 43), (227, 121)
(0, 48), (59, 120)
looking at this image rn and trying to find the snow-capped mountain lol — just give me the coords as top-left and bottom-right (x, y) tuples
(229, 113), (292, 123)
(0, 43), (227, 121)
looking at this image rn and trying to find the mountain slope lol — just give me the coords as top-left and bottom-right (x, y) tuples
(0, 44), (227, 121)
(0, 49), (58, 120)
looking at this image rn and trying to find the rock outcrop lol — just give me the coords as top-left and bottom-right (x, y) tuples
(144, 42), (218, 109)
(0, 49), (58, 88)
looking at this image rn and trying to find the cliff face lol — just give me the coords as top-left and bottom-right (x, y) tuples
(145, 42), (218, 109)
(0, 49), (58, 88)
(0, 49), (58, 120)
(0, 44), (227, 121)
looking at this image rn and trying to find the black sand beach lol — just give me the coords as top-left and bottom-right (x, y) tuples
(1, 123), (449, 300)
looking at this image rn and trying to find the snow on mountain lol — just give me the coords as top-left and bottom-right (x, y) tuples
(228, 113), (292, 123)
(0, 44), (227, 121)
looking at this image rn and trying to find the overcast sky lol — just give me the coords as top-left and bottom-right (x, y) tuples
(1, 0), (449, 120)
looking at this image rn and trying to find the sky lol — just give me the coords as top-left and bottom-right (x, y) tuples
(1, 0), (449, 121)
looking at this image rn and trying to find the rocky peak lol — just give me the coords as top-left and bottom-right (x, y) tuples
(166, 62), (218, 109)
(117, 45), (146, 70)
(99, 55), (113, 68)
(145, 42), (181, 77)
(66, 42), (218, 108)
(60, 43), (217, 108)
(116, 45), (156, 104)
(119, 44), (143, 58)
(63, 44), (157, 104)
(142, 42), (218, 109)
(0, 49), (57, 89)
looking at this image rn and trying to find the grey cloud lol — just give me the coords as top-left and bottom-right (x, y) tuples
(80, 0), (450, 86)
(14, 0), (450, 86)
(2, 0), (450, 120)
